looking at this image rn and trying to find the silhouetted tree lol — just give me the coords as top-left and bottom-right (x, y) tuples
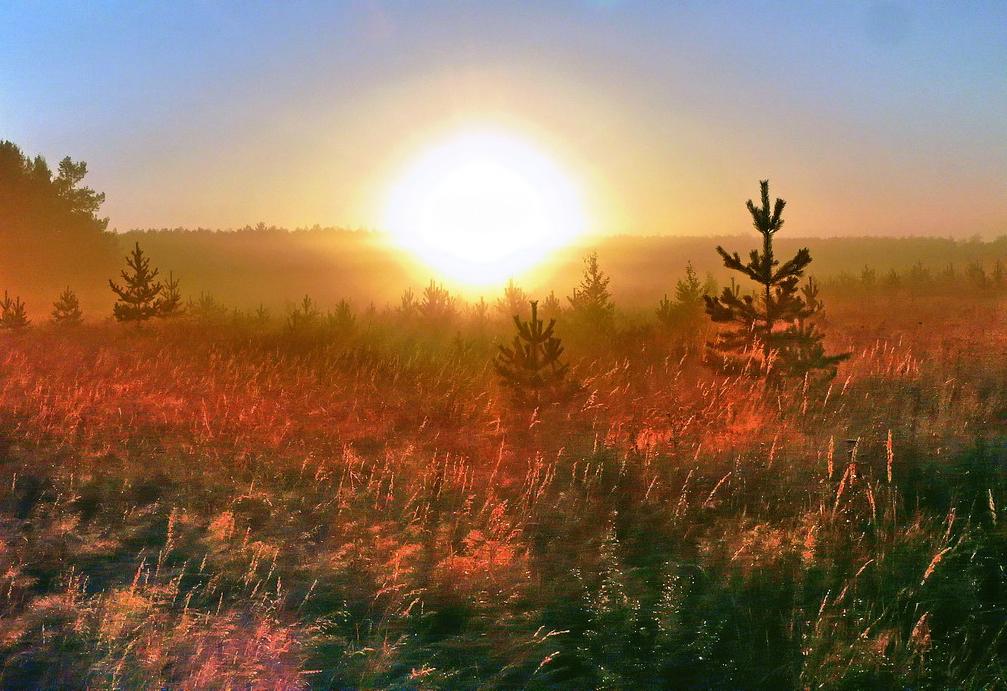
(0, 141), (116, 297)
(109, 242), (164, 323)
(469, 297), (490, 331)
(419, 279), (456, 324)
(0, 292), (30, 332)
(496, 278), (529, 319)
(398, 288), (418, 320)
(158, 271), (183, 318)
(287, 294), (320, 332)
(568, 251), (615, 332)
(495, 300), (570, 404)
(189, 292), (228, 323)
(704, 180), (848, 380)
(657, 262), (710, 335)
(326, 299), (356, 334)
(51, 287), (82, 325)
(540, 290), (563, 322)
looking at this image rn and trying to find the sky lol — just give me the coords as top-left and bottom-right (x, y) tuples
(1, 1), (1004, 237)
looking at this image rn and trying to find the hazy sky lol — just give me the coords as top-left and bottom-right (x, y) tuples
(2, 1), (1004, 237)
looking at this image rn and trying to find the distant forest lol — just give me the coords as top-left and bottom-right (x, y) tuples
(4, 139), (1007, 317)
(109, 227), (1007, 312)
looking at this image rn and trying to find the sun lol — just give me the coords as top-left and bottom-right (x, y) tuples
(382, 127), (588, 287)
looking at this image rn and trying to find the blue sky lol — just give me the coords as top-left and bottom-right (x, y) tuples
(1, 1), (1004, 236)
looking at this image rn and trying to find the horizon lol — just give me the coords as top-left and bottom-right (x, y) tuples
(2, 1), (1005, 238)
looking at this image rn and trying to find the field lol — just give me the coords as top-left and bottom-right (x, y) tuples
(0, 281), (1003, 688)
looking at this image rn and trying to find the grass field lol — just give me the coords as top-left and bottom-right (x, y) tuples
(0, 286), (1003, 688)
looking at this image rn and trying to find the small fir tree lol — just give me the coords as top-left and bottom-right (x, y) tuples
(568, 251), (615, 332)
(860, 266), (877, 291)
(495, 300), (570, 404)
(540, 290), (563, 322)
(287, 294), (320, 332)
(703, 180), (848, 380)
(657, 262), (708, 335)
(51, 287), (83, 325)
(496, 278), (529, 319)
(883, 269), (902, 292)
(469, 297), (490, 332)
(189, 292), (228, 323)
(326, 299), (356, 334)
(0, 292), (30, 331)
(158, 271), (183, 317)
(109, 242), (163, 322)
(419, 279), (456, 324)
(398, 287), (418, 320)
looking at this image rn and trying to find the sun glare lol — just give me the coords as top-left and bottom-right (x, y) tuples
(382, 127), (588, 287)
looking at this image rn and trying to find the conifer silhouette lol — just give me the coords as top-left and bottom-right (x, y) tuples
(51, 286), (83, 325)
(657, 262), (713, 334)
(0, 291), (30, 331)
(109, 242), (163, 322)
(496, 278), (529, 319)
(326, 299), (356, 334)
(704, 180), (848, 380)
(398, 287), (418, 320)
(540, 290), (563, 321)
(287, 294), (320, 332)
(495, 300), (570, 404)
(568, 251), (615, 332)
(419, 279), (455, 324)
(158, 271), (183, 317)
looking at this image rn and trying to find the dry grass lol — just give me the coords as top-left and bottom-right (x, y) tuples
(0, 292), (1003, 687)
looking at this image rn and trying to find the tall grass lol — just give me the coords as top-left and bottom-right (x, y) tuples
(0, 292), (1002, 687)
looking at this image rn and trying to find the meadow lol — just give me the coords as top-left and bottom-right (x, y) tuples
(0, 273), (1004, 688)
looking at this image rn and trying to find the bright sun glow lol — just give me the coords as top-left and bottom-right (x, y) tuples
(383, 128), (587, 287)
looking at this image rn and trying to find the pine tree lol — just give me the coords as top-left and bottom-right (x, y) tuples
(883, 269), (902, 292)
(287, 294), (320, 332)
(0, 292), (30, 331)
(657, 262), (707, 333)
(703, 180), (848, 380)
(109, 242), (163, 322)
(568, 251), (615, 332)
(540, 290), (563, 322)
(158, 271), (183, 317)
(860, 266), (877, 291)
(419, 279), (455, 324)
(496, 278), (529, 319)
(495, 300), (570, 404)
(51, 286), (83, 325)
(190, 292), (228, 323)
(326, 299), (356, 334)
(469, 297), (490, 331)
(398, 287), (418, 320)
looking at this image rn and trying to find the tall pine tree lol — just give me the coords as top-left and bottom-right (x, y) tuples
(109, 242), (163, 322)
(703, 180), (848, 380)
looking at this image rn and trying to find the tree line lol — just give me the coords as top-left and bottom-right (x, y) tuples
(7, 137), (990, 397)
